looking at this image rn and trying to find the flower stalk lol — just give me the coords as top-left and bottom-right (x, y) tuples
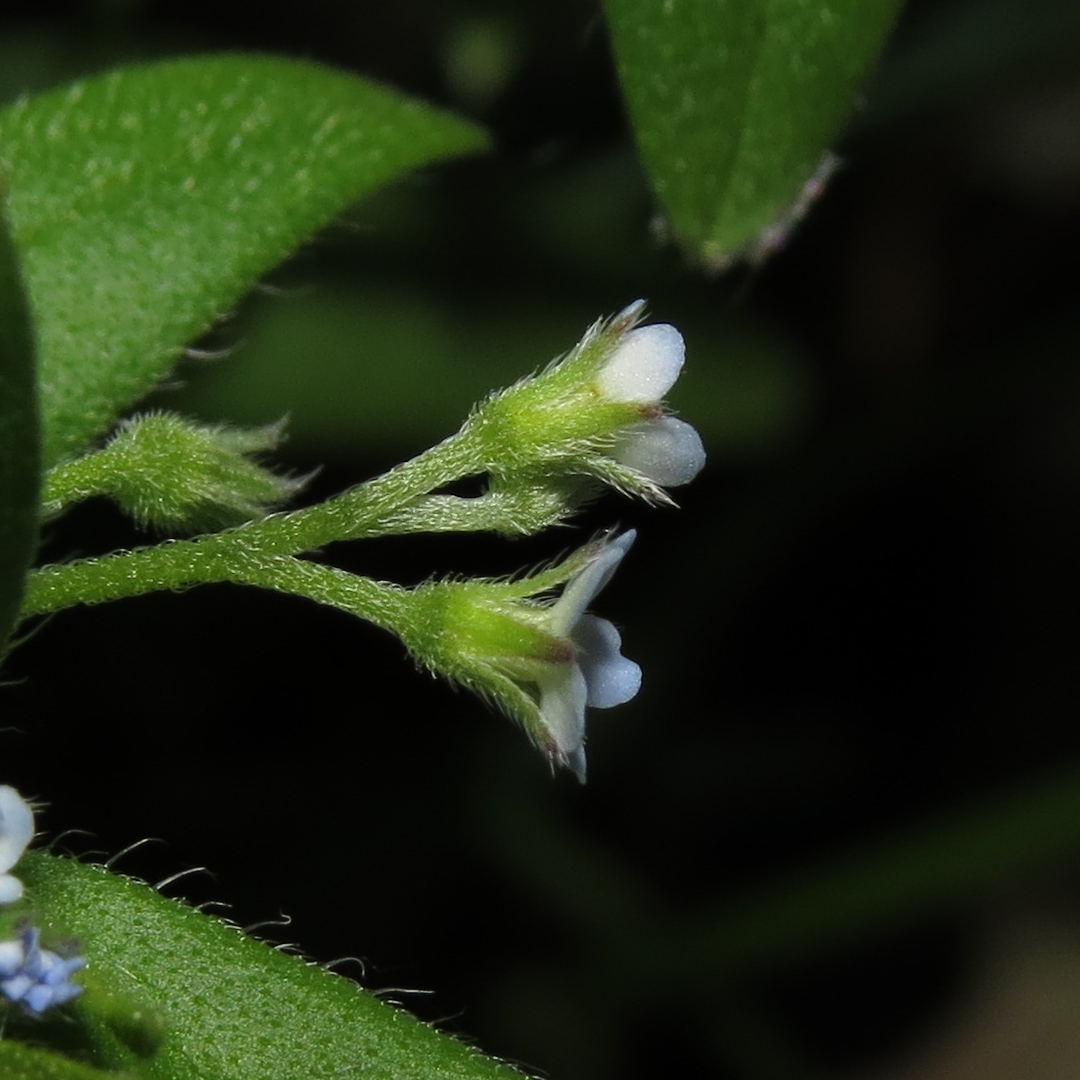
(20, 302), (703, 777)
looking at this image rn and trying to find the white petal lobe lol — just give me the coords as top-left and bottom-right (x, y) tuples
(0, 786), (33, 875)
(0, 875), (24, 904)
(597, 324), (685, 404)
(612, 417), (705, 486)
(552, 530), (636, 634)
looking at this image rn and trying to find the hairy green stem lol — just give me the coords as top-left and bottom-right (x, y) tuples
(21, 430), (480, 620)
(362, 485), (571, 538)
(40, 452), (109, 517)
(226, 556), (412, 632)
(218, 426), (483, 553)
(25, 544), (412, 635)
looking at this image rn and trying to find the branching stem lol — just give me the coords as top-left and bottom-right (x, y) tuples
(21, 429), (480, 620)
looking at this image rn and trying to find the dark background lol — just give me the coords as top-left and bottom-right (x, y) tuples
(5, 1), (1080, 1077)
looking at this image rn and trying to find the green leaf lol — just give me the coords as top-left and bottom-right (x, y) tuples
(0, 1041), (128, 1080)
(603, 0), (903, 265)
(0, 55), (488, 469)
(20, 853), (521, 1080)
(0, 188), (39, 655)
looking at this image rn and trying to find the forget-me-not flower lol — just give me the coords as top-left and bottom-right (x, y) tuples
(0, 924), (86, 1014)
(0, 786), (34, 905)
(470, 301), (704, 503)
(421, 530), (641, 782)
(531, 529), (641, 781)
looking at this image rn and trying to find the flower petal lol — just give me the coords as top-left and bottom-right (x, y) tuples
(535, 665), (587, 760)
(611, 416), (706, 486)
(563, 744), (588, 784)
(574, 614), (642, 708)
(0, 938), (24, 979)
(596, 324), (685, 404)
(550, 530), (636, 636)
(0, 875), (24, 905)
(0, 786), (33, 876)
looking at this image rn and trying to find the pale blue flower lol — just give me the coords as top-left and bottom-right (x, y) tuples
(536, 530), (641, 781)
(0, 925), (85, 1014)
(0, 786), (34, 905)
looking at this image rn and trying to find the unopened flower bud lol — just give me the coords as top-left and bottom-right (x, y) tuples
(93, 412), (306, 534)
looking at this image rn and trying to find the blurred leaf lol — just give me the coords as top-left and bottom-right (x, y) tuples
(0, 54), (488, 468)
(0, 189), (39, 654)
(21, 853), (521, 1080)
(163, 287), (809, 459)
(0, 1041), (127, 1080)
(603, 0), (903, 265)
(868, 0), (1080, 126)
(486, 761), (1080, 1026)
(692, 763), (1080, 975)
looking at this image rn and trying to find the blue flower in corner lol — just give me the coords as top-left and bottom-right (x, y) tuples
(0, 925), (86, 1014)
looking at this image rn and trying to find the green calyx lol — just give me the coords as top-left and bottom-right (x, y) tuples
(440, 582), (570, 670)
(462, 309), (644, 476)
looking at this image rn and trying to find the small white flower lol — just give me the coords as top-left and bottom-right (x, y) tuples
(0, 786), (34, 905)
(534, 530), (641, 781)
(594, 308), (706, 488)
